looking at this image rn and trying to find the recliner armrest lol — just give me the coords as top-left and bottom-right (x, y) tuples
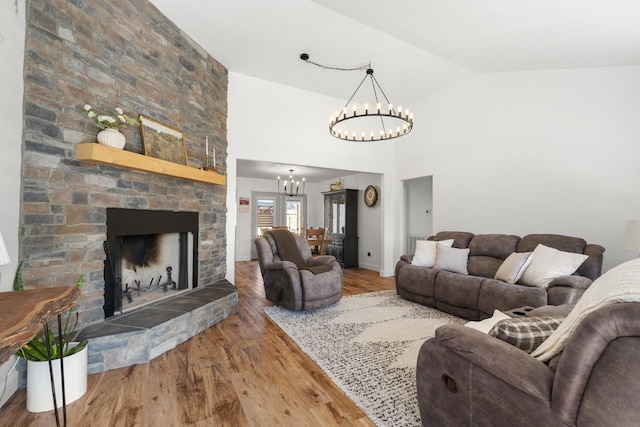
(263, 260), (298, 271)
(547, 275), (592, 290)
(308, 255), (338, 266)
(426, 324), (554, 399)
(400, 254), (413, 263)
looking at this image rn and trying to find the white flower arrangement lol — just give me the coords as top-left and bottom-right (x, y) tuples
(83, 104), (137, 130)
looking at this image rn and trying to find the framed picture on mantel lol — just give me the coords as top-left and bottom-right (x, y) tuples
(139, 115), (188, 166)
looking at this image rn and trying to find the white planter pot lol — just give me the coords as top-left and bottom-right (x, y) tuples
(26, 344), (88, 413)
(97, 128), (126, 149)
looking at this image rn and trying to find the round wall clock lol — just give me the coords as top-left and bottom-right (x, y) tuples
(364, 185), (378, 207)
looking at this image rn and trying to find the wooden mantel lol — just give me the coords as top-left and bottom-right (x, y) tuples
(76, 143), (226, 186)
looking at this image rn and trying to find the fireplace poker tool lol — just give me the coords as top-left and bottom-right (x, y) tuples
(165, 266), (177, 291)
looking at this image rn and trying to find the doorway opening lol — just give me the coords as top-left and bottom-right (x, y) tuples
(403, 176), (433, 254)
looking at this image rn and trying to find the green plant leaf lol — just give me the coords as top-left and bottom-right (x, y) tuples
(12, 261), (23, 291)
(16, 274), (87, 361)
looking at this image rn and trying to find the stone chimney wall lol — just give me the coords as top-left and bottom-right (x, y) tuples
(21, 0), (228, 327)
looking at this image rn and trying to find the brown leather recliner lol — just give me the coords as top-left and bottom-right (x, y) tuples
(254, 231), (343, 310)
(416, 302), (640, 426)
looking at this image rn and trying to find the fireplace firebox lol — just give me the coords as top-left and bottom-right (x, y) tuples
(104, 208), (199, 318)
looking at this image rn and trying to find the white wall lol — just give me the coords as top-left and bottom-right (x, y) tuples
(397, 66), (640, 271)
(227, 73), (397, 280)
(0, 0), (24, 292)
(0, 0), (24, 408)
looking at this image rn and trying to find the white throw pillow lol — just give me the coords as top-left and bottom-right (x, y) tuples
(494, 252), (533, 284)
(411, 239), (454, 267)
(464, 310), (511, 334)
(520, 244), (588, 288)
(434, 244), (469, 274)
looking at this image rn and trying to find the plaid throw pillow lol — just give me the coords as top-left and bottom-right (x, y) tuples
(489, 316), (565, 353)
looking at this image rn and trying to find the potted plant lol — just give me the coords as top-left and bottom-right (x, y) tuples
(82, 104), (137, 149)
(15, 272), (89, 413)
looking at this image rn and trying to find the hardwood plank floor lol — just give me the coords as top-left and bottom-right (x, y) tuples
(1, 261), (396, 426)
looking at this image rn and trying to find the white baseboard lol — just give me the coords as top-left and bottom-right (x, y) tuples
(356, 260), (379, 271)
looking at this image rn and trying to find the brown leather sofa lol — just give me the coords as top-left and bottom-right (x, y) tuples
(254, 231), (343, 310)
(416, 302), (640, 426)
(395, 231), (605, 320)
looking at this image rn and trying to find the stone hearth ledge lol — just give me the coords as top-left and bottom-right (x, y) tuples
(76, 280), (237, 374)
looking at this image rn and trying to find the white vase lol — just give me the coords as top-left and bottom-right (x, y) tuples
(97, 128), (126, 149)
(26, 344), (88, 413)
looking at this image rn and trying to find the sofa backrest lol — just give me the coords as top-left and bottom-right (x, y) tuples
(468, 234), (520, 278)
(428, 231), (605, 281)
(428, 231), (475, 248)
(429, 232), (519, 278)
(517, 234), (605, 280)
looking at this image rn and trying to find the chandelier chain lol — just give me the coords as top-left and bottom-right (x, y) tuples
(301, 54), (370, 72)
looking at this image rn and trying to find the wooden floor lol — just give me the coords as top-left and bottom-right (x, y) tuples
(1, 261), (396, 426)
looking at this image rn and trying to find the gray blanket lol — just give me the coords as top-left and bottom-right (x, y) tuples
(267, 229), (332, 274)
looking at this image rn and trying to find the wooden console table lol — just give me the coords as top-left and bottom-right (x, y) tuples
(0, 286), (79, 427)
(0, 286), (80, 364)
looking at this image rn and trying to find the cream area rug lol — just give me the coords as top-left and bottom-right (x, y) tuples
(264, 290), (465, 426)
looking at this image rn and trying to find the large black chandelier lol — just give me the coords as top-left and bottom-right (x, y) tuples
(301, 53), (413, 142)
(277, 169), (305, 196)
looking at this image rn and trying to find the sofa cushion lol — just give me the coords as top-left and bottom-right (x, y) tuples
(516, 234), (586, 254)
(494, 251), (533, 284)
(478, 278), (548, 317)
(396, 262), (439, 303)
(521, 244), (588, 288)
(489, 316), (565, 353)
(435, 272), (484, 319)
(429, 231), (474, 249)
(434, 244), (469, 274)
(466, 234), (520, 278)
(469, 234), (520, 259)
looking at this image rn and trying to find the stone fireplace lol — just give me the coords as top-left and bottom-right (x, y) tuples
(19, 0), (229, 335)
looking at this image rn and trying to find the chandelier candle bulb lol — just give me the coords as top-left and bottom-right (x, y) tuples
(353, 104), (357, 116)
(377, 103), (381, 114)
(388, 104), (393, 114)
(365, 103), (369, 114)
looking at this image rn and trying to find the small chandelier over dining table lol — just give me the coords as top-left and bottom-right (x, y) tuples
(278, 169), (305, 196)
(300, 53), (413, 142)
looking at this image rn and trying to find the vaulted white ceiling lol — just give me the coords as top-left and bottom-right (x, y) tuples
(149, 0), (640, 180)
(151, 0), (640, 101)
